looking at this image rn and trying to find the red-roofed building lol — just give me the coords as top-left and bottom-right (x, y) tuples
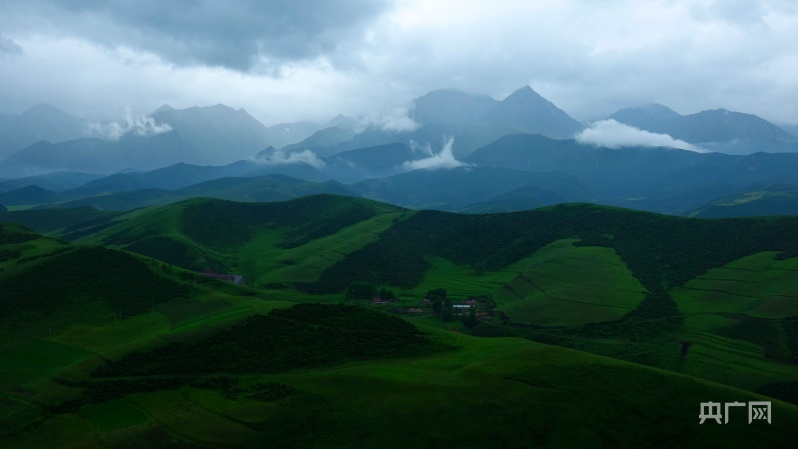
(200, 270), (245, 285)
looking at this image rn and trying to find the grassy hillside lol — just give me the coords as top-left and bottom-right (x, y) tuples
(305, 203), (798, 294)
(494, 239), (646, 326)
(3, 301), (797, 448)
(61, 196), (798, 396)
(3, 207), (798, 447)
(284, 201), (798, 397)
(74, 195), (406, 288)
(0, 223), (277, 353)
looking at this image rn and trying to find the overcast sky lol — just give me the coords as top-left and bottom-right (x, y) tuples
(1, 0), (797, 126)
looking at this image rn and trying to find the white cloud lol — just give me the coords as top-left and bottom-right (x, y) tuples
(254, 148), (326, 169)
(87, 108), (172, 140)
(361, 105), (420, 133)
(402, 136), (469, 170)
(575, 119), (705, 152)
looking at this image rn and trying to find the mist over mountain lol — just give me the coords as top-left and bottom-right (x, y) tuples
(465, 133), (798, 212)
(322, 143), (419, 182)
(0, 104), (322, 176)
(282, 126), (357, 153)
(147, 104), (270, 162)
(410, 89), (498, 125)
(0, 104), (91, 159)
(5, 85), (797, 182)
(0, 184), (65, 206)
(0, 113), (13, 129)
(0, 171), (102, 193)
(289, 85), (584, 158)
(3, 85), (798, 216)
(148, 104), (320, 162)
(609, 104), (797, 154)
(607, 103), (684, 135)
(782, 123), (798, 138)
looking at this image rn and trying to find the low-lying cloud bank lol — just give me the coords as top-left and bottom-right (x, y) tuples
(402, 137), (469, 170)
(254, 148), (326, 169)
(87, 109), (173, 141)
(576, 119), (705, 152)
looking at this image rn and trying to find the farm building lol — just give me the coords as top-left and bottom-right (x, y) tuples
(200, 270), (245, 285)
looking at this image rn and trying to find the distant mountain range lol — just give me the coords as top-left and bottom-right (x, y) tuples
(0, 104), (322, 176)
(295, 85), (585, 158)
(465, 133), (798, 213)
(4, 86), (798, 179)
(608, 103), (797, 154)
(609, 103), (794, 142)
(0, 104), (93, 159)
(2, 85), (798, 218)
(4, 130), (798, 217)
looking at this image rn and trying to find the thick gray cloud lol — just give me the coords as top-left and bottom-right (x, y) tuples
(0, 0), (391, 71)
(0, 0), (797, 127)
(0, 34), (22, 57)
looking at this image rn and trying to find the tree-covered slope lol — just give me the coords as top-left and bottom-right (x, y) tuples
(305, 203), (798, 294)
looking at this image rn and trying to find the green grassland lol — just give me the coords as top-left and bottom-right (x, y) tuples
(73, 195), (407, 289)
(398, 239), (645, 328)
(492, 239), (645, 326)
(665, 251), (798, 391)
(2, 303), (797, 448)
(391, 236), (798, 396)
(4, 197), (798, 446)
(673, 251), (798, 319)
(0, 222), (285, 387)
(19, 198), (798, 398)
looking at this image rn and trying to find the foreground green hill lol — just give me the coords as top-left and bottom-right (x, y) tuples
(49, 196), (798, 398)
(2, 300), (796, 448)
(2, 211), (798, 447)
(296, 202), (798, 392)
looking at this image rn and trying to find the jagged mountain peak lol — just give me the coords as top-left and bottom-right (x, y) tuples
(483, 85), (583, 138)
(501, 85), (543, 102)
(151, 104), (174, 114)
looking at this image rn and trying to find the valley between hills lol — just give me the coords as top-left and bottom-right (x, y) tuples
(2, 86), (798, 447)
(1, 195), (798, 447)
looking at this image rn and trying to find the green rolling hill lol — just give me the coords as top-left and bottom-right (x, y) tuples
(41, 196), (798, 395)
(3, 197), (798, 447)
(71, 195), (406, 289)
